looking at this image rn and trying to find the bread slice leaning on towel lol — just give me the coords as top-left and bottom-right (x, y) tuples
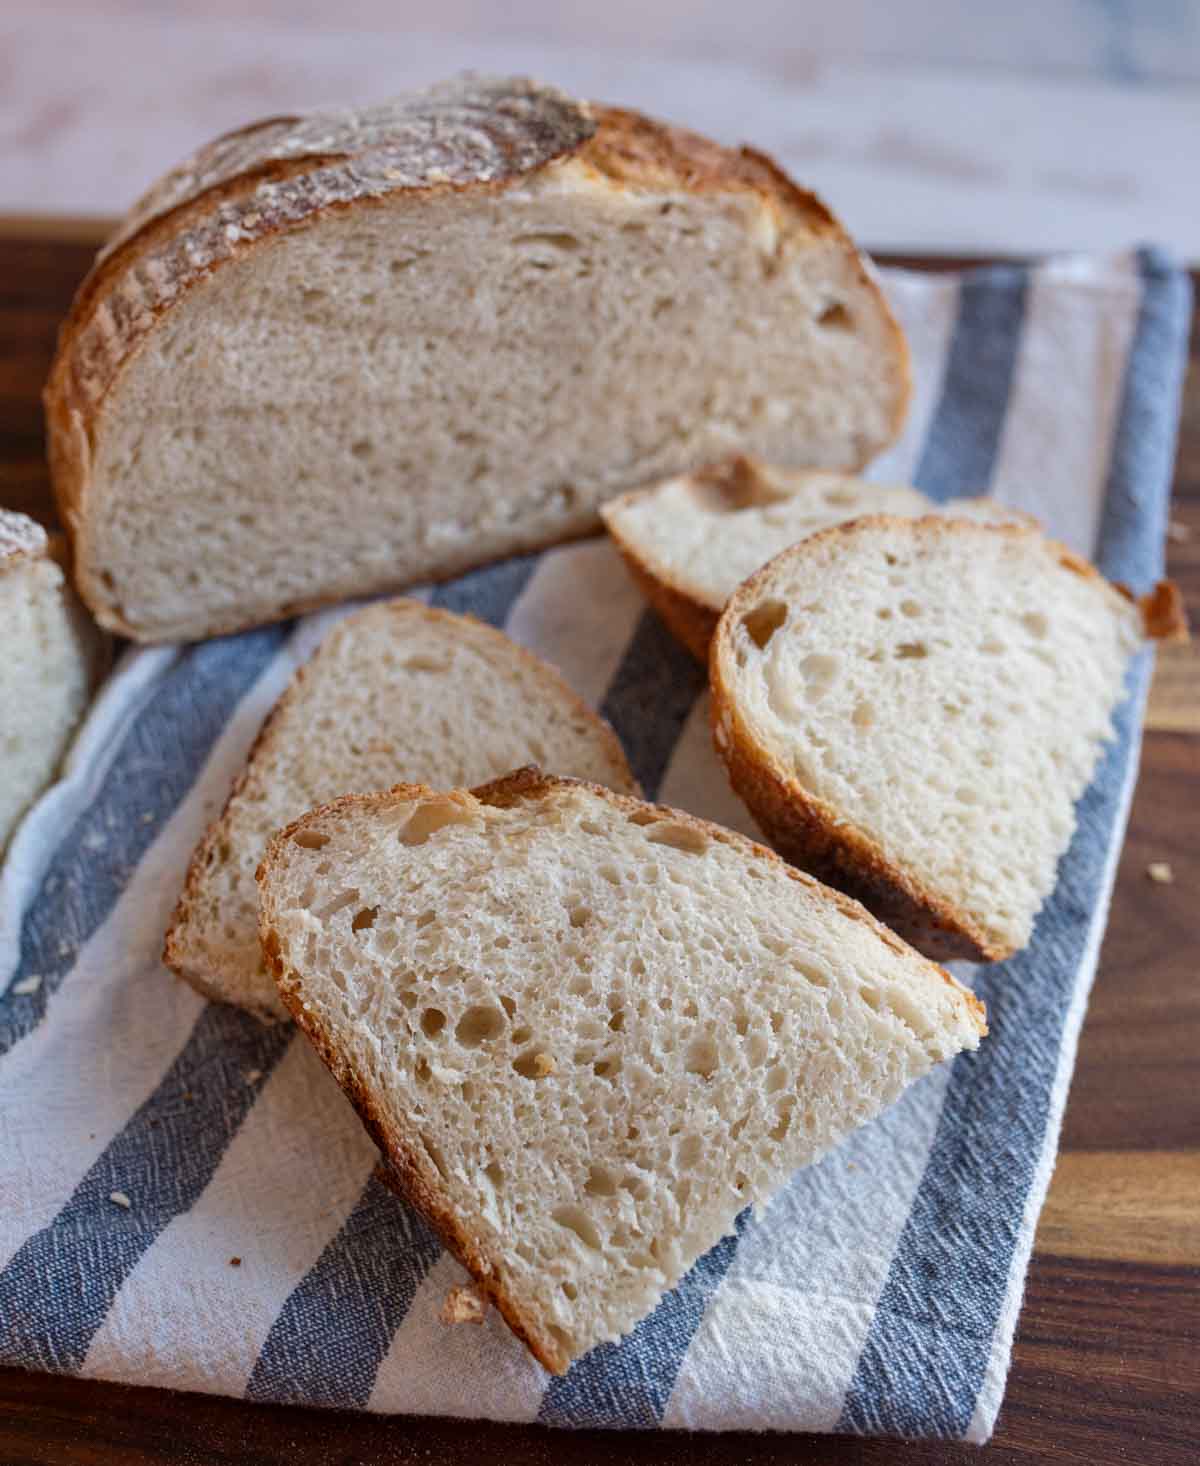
(601, 456), (1028, 660)
(257, 769), (985, 1374)
(164, 600), (635, 1021)
(711, 515), (1187, 962)
(0, 510), (108, 854)
(45, 74), (909, 642)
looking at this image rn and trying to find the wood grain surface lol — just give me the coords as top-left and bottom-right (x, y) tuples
(0, 236), (1196, 1466)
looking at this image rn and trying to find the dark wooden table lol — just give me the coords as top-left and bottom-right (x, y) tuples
(1, 229), (1197, 1465)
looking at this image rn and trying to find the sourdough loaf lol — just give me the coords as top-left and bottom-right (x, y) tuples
(711, 516), (1186, 961)
(0, 511), (108, 853)
(46, 76), (909, 642)
(257, 769), (985, 1372)
(164, 599), (635, 1020)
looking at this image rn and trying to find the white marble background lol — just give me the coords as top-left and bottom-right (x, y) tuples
(3, 1), (1199, 258)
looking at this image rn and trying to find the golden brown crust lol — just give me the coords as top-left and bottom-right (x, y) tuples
(1136, 579), (1189, 642)
(164, 599), (638, 1017)
(603, 523), (718, 664)
(257, 768), (984, 1374)
(709, 513), (1158, 964)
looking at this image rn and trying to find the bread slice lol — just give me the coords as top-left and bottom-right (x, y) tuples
(711, 516), (1187, 962)
(0, 510), (108, 853)
(164, 601), (635, 1020)
(257, 769), (985, 1374)
(601, 456), (1027, 660)
(45, 75), (909, 643)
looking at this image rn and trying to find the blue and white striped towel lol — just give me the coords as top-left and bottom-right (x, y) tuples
(0, 250), (1190, 1441)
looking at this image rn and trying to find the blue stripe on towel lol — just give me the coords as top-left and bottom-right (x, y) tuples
(840, 253), (1183, 1439)
(246, 1174), (442, 1409)
(913, 266), (1029, 502)
(1095, 249), (1192, 587)
(431, 553), (541, 625)
(0, 626), (288, 1058)
(0, 1003), (293, 1373)
(539, 1212), (750, 1429)
(599, 612), (706, 801)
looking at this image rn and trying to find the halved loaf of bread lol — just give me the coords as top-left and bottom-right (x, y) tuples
(602, 456), (1027, 660)
(164, 600), (635, 1020)
(1, 510), (108, 853)
(711, 516), (1187, 961)
(46, 75), (909, 643)
(257, 769), (985, 1373)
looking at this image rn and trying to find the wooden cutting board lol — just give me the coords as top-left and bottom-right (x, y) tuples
(0, 229), (1196, 1466)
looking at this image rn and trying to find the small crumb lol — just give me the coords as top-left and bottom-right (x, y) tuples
(182, 1090), (195, 1102)
(83, 832), (106, 852)
(441, 1283), (487, 1325)
(141, 811), (154, 823)
(13, 975), (41, 996)
(109, 1191), (132, 1209)
(244, 1069), (263, 1084)
(846, 1161), (858, 1172)
(531, 1052), (557, 1078)
(1167, 520), (1191, 544)
(1147, 861), (1174, 884)
(58, 941), (71, 957)
(88, 1133), (95, 1140)
(242, 212), (261, 228)
(229, 1256), (242, 1268)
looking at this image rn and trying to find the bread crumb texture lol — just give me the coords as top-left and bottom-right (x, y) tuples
(258, 774), (982, 1371)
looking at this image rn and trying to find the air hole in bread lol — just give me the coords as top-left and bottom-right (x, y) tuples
(580, 819), (606, 836)
(568, 903), (592, 929)
(676, 1134), (704, 1169)
(568, 975), (591, 998)
(685, 1036), (719, 1078)
(1022, 611), (1049, 639)
(513, 231), (583, 253)
(900, 599), (922, 618)
(456, 1004), (506, 1047)
(351, 906), (378, 933)
(498, 994), (516, 1018)
(876, 607), (893, 620)
(598, 863), (621, 886)
(400, 800), (474, 845)
(742, 599), (787, 651)
(292, 829), (329, 850)
(800, 653), (839, 699)
(593, 1055), (621, 1080)
(770, 1102), (794, 1142)
(859, 986), (881, 1013)
(645, 822), (708, 856)
(770, 1011), (784, 1034)
(895, 642), (928, 660)
(561, 1280), (578, 1300)
(652, 296), (675, 318)
(955, 786), (980, 806)
(513, 1047), (555, 1079)
(627, 809), (657, 826)
(421, 1007), (446, 1038)
(766, 1063), (788, 1094)
(980, 639), (1006, 655)
(553, 1206), (603, 1251)
(852, 699), (875, 730)
(350, 439), (374, 460)
(608, 1007), (625, 1033)
(817, 301), (852, 330)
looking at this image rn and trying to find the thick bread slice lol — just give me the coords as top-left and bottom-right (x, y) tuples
(1, 510), (108, 854)
(711, 516), (1187, 962)
(164, 600), (635, 1020)
(601, 455), (1028, 660)
(45, 75), (909, 642)
(257, 769), (985, 1374)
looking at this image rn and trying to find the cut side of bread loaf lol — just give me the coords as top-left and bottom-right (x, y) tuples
(711, 516), (1187, 962)
(164, 601), (635, 1020)
(46, 75), (909, 642)
(0, 510), (108, 854)
(602, 456), (1028, 660)
(257, 769), (985, 1374)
